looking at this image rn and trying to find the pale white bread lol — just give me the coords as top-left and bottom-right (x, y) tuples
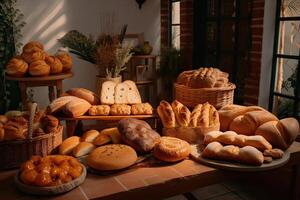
(114, 82), (129, 104)
(73, 142), (96, 157)
(101, 81), (116, 105)
(64, 97), (91, 117)
(123, 80), (142, 104)
(59, 136), (81, 155)
(202, 141), (264, 166)
(100, 127), (122, 144)
(87, 144), (138, 171)
(81, 129), (100, 142)
(204, 131), (272, 151)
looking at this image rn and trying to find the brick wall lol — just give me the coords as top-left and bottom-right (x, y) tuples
(244, 0), (265, 105)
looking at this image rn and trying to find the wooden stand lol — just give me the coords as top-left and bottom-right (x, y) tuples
(6, 73), (73, 107)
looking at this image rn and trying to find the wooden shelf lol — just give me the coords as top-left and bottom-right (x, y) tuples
(136, 80), (154, 85)
(5, 72), (73, 82)
(131, 55), (157, 59)
(59, 114), (157, 121)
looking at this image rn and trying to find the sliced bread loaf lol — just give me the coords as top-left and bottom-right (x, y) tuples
(123, 80), (141, 104)
(101, 81), (116, 105)
(115, 82), (129, 104)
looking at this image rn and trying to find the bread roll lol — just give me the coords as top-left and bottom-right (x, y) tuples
(6, 57), (28, 77)
(153, 136), (191, 162)
(123, 80), (142, 104)
(88, 105), (110, 116)
(29, 60), (50, 76)
(45, 55), (63, 74)
(47, 96), (77, 114)
(157, 100), (176, 128)
(81, 130), (99, 142)
(100, 127), (122, 144)
(59, 136), (80, 155)
(263, 149), (284, 159)
(0, 124), (5, 141)
(73, 142), (96, 157)
(3, 122), (27, 140)
(66, 88), (100, 105)
(131, 103), (153, 115)
(22, 50), (46, 63)
(171, 100), (191, 127)
(255, 118), (299, 150)
(110, 104), (131, 116)
(101, 81), (116, 105)
(0, 115), (8, 124)
(189, 102), (220, 128)
(87, 144), (138, 171)
(22, 41), (44, 53)
(63, 97), (91, 117)
(56, 52), (72, 72)
(93, 134), (111, 146)
(114, 82), (129, 104)
(202, 142), (264, 166)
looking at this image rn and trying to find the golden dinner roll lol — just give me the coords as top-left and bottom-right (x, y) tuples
(56, 52), (72, 72)
(45, 55), (63, 74)
(29, 60), (50, 76)
(100, 127), (122, 144)
(22, 50), (46, 63)
(59, 136), (81, 155)
(6, 57), (28, 77)
(81, 129), (99, 142)
(73, 142), (96, 157)
(0, 115), (8, 124)
(22, 41), (44, 53)
(93, 134), (111, 146)
(153, 136), (191, 162)
(87, 144), (138, 171)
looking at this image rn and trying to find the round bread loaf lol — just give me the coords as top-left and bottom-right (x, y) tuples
(87, 144), (137, 171)
(153, 136), (191, 162)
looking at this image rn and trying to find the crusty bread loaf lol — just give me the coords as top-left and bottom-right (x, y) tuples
(204, 131), (272, 151)
(190, 102), (220, 128)
(131, 103), (153, 115)
(87, 144), (138, 171)
(100, 81), (116, 105)
(123, 80), (142, 104)
(157, 100), (176, 128)
(81, 130), (99, 142)
(114, 82), (129, 104)
(6, 57), (28, 77)
(73, 142), (96, 157)
(64, 97), (91, 117)
(171, 100), (191, 127)
(88, 105), (110, 116)
(66, 88), (100, 105)
(153, 136), (191, 162)
(110, 104), (131, 116)
(202, 141), (264, 166)
(59, 136), (80, 155)
(255, 118), (299, 150)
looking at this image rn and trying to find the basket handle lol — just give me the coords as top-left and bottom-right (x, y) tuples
(28, 102), (37, 139)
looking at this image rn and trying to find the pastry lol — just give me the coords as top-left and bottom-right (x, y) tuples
(6, 57), (28, 77)
(263, 148), (284, 159)
(73, 142), (96, 157)
(157, 100), (176, 128)
(110, 104), (131, 116)
(100, 81), (116, 105)
(114, 82), (129, 104)
(22, 50), (46, 63)
(65, 88), (100, 105)
(131, 103), (153, 115)
(56, 52), (72, 72)
(100, 127), (122, 144)
(202, 142), (264, 166)
(118, 118), (160, 153)
(22, 41), (44, 53)
(171, 100), (191, 127)
(29, 60), (50, 76)
(81, 130), (99, 142)
(189, 102), (220, 128)
(93, 134), (111, 146)
(204, 131), (272, 151)
(59, 136), (81, 155)
(123, 80), (142, 104)
(87, 144), (138, 171)
(88, 105), (110, 116)
(153, 136), (191, 162)
(3, 121), (27, 140)
(255, 118), (299, 150)
(45, 55), (63, 74)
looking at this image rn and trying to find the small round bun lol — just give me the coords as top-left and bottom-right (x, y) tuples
(87, 144), (137, 171)
(153, 136), (191, 162)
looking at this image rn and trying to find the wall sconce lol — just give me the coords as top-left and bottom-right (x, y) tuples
(136, 0), (146, 9)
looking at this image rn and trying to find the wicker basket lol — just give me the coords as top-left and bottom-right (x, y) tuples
(0, 103), (63, 170)
(174, 82), (236, 109)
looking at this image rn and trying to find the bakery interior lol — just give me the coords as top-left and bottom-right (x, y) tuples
(0, 0), (300, 199)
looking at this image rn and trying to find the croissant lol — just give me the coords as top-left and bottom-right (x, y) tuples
(22, 41), (44, 53)
(29, 60), (50, 76)
(22, 50), (46, 63)
(6, 57), (28, 77)
(56, 52), (72, 72)
(45, 55), (63, 74)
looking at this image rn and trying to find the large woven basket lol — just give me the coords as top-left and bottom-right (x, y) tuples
(174, 82), (236, 109)
(0, 103), (63, 170)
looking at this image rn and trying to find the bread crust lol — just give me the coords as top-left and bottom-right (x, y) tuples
(157, 100), (176, 128)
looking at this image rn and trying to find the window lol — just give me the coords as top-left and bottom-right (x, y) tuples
(269, 0), (300, 120)
(169, 0), (180, 49)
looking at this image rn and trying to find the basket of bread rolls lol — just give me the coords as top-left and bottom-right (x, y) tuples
(5, 41), (72, 77)
(174, 67), (235, 109)
(0, 103), (63, 169)
(157, 100), (220, 144)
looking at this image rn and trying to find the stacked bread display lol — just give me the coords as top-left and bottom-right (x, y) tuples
(6, 41), (72, 77)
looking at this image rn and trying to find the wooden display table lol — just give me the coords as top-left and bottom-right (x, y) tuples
(59, 114), (158, 137)
(6, 73), (73, 106)
(1, 142), (300, 200)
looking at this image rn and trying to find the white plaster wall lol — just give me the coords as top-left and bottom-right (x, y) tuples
(258, 0), (277, 109)
(17, 0), (160, 108)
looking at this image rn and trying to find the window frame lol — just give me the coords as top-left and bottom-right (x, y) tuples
(168, 0), (181, 48)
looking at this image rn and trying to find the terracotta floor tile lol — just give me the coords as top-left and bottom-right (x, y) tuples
(114, 176), (146, 191)
(209, 192), (242, 200)
(172, 160), (210, 177)
(191, 184), (230, 200)
(143, 175), (165, 186)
